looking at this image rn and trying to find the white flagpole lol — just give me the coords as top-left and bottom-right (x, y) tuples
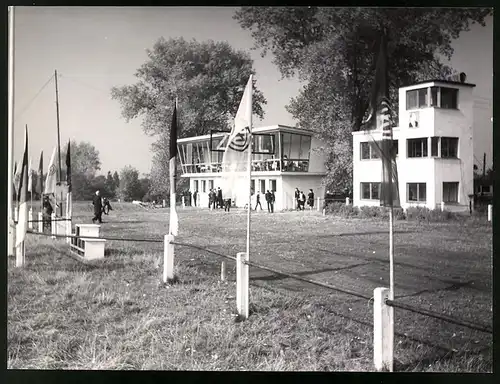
(246, 75), (253, 260)
(389, 205), (394, 300)
(8, 6), (16, 257)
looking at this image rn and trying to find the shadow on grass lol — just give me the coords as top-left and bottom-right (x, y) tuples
(250, 262), (373, 282)
(314, 231), (416, 239)
(394, 280), (476, 299)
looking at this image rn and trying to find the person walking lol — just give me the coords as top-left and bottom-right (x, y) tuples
(217, 187), (223, 209)
(92, 190), (103, 224)
(307, 189), (315, 210)
(224, 198), (232, 212)
(269, 190), (275, 213)
(254, 191), (263, 211)
(193, 190), (198, 207)
(294, 187), (300, 210)
(299, 191), (306, 210)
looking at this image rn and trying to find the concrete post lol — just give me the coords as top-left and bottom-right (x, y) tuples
(373, 287), (394, 372)
(66, 218), (72, 244)
(440, 201), (445, 212)
(163, 234), (175, 283)
(28, 209), (33, 230)
(14, 206), (18, 222)
(38, 212), (43, 232)
(322, 208), (326, 216)
(346, 197), (350, 205)
(15, 240), (25, 268)
(221, 261), (227, 281)
(317, 197), (320, 211)
(162, 199), (166, 208)
(488, 204), (492, 222)
(236, 252), (249, 320)
(51, 212), (56, 239)
(182, 196), (185, 209)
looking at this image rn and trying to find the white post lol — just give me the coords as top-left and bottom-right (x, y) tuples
(38, 211), (43, 232)
(66, 218), (71, 244)
(182, 196), (185, 209)
(440, 201), (445, 212)
(28, 209), (33, 230)
(14, 206), (18, 222)
(373, 287), (394, 372)
(163, 234), (175, 283)
(7, 7), (16, 258)
(221, 261), (226, 282)
(162, 199), (166, 208)
(488, 204), (492, 222)
(51, 212), (56, 239)
(322, 208), (326, 216)
(236, 251), (249, 320)
(15, 240), (25, 268)
(317, 197), (320, 211)
(346, 197), (350, 205)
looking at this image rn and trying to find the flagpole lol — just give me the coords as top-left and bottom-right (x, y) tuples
(169, 97), (178, 236)
(8, 6), (16, 256)
(246, 75), (253, 261)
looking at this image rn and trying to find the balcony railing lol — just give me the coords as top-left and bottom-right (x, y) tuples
(181, 159), (310, 174)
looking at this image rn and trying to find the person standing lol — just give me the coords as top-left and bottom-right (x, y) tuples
(92, 190), (103, 223)
(193, 190), (198, 207)
(307, 189), (315, 210)
(224, 198), (232, 212)
(269, 190), (275, 213)
(217, 187), (223, 209)
(265, 190), (272, 213)
(42, 195), (53, 233)
(254, 191), (263, 211)
(299, 191), (306, 210)
(294, 187), (300, 210)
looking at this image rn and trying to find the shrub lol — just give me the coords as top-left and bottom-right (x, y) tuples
(405, 206), (457, 222)
(358, 206), (388, 219)
(393, 207), (406, 220)
(325, 202), (359, 218)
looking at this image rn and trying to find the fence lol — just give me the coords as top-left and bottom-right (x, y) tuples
(16, 219), (492, 372)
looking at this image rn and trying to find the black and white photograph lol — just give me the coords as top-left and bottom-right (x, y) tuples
(7, 6), (493, 372)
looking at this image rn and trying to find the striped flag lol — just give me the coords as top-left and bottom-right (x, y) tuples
(45, 147), (57, 195)
(16, 126), (28, 246)
(36, 150), (43, 196)
(66, 140), (71, 192)
(365, 31), (400, 208)
(220, 76), (253, 205)
(169, 101), (179, 236)
(27, 157), (33, 193)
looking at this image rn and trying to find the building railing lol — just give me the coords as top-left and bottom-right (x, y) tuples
(181, 159), (310, 174)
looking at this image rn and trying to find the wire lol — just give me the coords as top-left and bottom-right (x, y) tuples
(14, 74), (54, 121)
(58, 74), (111, 95)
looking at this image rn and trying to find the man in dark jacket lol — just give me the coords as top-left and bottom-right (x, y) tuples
(269, 190), (275, 213)
(92, 190), (103, 224)
(294, 187), (300, 210)
(217, 187), (223, 209)
(254, 191), (263, 210)
(193, 190), (198, 207)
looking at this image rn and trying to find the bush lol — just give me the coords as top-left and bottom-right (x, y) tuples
(325, 202), (359, 218)
(393, 207), (406, 220)
(358, 206), (388, 219)
(405, 206), (457, 222)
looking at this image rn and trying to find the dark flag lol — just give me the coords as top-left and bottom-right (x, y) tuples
(169, 101), (178, 236)
(365, 30), (400, 208)
(16, 126), (29, 245)
(66, 140), (71, 192)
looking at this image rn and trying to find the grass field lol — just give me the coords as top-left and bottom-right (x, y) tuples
(7, 201), (493, 371)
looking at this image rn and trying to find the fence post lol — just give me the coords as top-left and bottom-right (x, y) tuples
(16, 240), (25, 268)
(317, 197), (320, 211)
(373, 287), (394, 372)
(488, 204), (492, 222)
(440, 201), (445, 212)
(28, 209), (33, 230)
(162, 199), (166, 208)
(66, 217), (72, 244)
(51, 213), (56, 239)
(221, 261), (227, 281)
(182, 196), (185, 209)
(163, 234), (175, 283)
(322, 208), (326, 216)
(37, 212), (43, 232)
(236, 252), (249, 320)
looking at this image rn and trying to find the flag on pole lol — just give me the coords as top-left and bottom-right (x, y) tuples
(14, 159), (21, 197)
(364, 31), (400, 208)
(27, 157), (33, 193)
(220, 77), (253, 205)
(169, 101), (179, 236)
(66, 140), (72, 192)
(12, 161), (18, 200)
(16, 126), (28, 246)
(36, 151), (43, 196)
(45, 147), (57, 195)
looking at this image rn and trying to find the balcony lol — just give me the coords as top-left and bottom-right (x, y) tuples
(181, 158), (310, 174)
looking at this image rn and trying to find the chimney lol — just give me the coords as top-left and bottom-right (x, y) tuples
(459, 72), (467, 83)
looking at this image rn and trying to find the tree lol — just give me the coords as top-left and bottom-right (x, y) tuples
(117, 165), (142, 202)
(111, 37), (268, 194)
(105, 171), (116, 198)
(235, 7), (492, 192)
(112, 171), (120, 193)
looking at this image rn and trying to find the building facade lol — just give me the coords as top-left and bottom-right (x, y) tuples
(177, 125), (327, 211)
(352, 79), (475, 211)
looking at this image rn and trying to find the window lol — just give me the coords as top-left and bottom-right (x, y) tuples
(443, 182), (459, 203)
(269, 179), (277, 192)
(430, 87), (439, 107)
(209, 180), (214, 190)
(440, 87), (458, 109)
(431, 137), (439, 157)
(407, 138), (428, 158)
(281, 133), (312, 160)
(201, 180), (206, 193)
(194, 180), (199, 192)
(406, 88), (428, 110)
(441, 137), (458, 158)
(251, 179), (255, 194)
(360, 182), (380, 200)
(259, 179), (266, 193)
(360, 142), (380, 160)
(407, 183), (426, 202)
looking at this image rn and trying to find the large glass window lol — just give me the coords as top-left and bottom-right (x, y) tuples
(440, 88), (458, 109)
(280, 132), (312, 172)
(360, 182), (380, 200)
(431, 137), (439, 157)
(406, 88), (429, 110)
(407, 138), (428, 158)
(441, 137), (458, 158)
(443, 182), (459, 203)
(407, 183), (426, 202)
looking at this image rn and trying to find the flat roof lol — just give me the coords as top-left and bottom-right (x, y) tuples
(401, 79), (476, 88)
(177, 124), (314, 143)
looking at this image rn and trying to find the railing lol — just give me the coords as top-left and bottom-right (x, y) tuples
(181, 159), (310, 174)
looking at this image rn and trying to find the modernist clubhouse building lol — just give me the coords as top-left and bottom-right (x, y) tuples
(353, 78), (475, 211)
(176, 125), (327, 211)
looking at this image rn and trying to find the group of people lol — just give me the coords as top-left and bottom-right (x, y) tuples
(92, 190), (113, 224)
(252, 190), (276, 213)
(294, 188), (315, 210)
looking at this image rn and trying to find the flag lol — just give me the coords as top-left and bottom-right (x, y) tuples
(66, 140), (72, 192)
(169, 101), (179, 236)
(16, 126), (28, 246)
(364, 30), (400, 208)
(45, 147), (57, 195)
(14, 160), (21, 198)
(27, 157), (33, 193)
(12, 161), (18, 200)
(36, 151), (43, 196)
(220, 76), (253, 205)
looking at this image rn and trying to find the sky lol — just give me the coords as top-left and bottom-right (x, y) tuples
(11, 7), (493, 175)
